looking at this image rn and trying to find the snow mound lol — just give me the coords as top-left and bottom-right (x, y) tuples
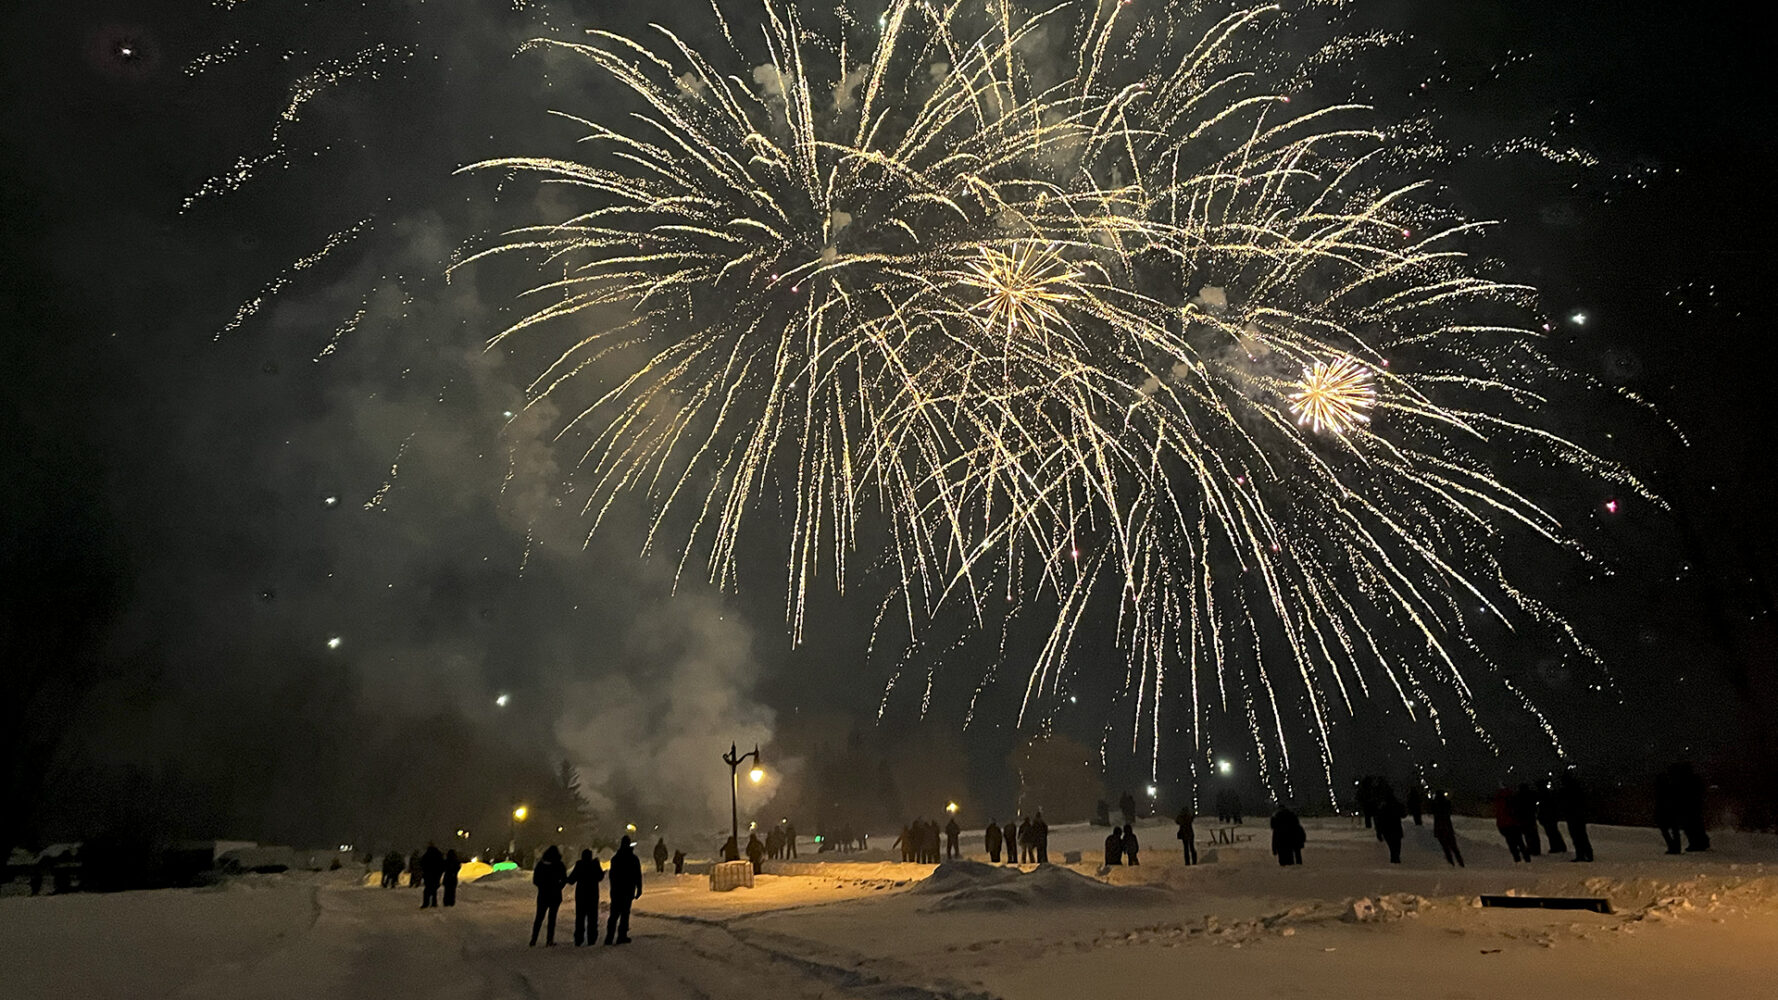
(909, 860), (1020, 896)
(919, 863), (1168, 912)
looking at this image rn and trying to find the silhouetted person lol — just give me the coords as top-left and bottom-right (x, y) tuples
(984, 820), (1003, 863)
(746, 832), (765, 874)
(1559, 770), (1593, 862)
(784, 823), (798, 858)
(653, 838), (669, 873)
(442, 850), (462, 906)
(1176, 809), (1198, 865)
(1016, 816), (1032, 864)
(1103, 825), (1124, 865)
(722, 835), (740, 862)
(606, 835), (642, 944)
(1494, 786), (1526, 862)
(1655, 765), (1683, 853)
(566, 848), (603, 946)
(419, 844), (446, 908)
(1118, 790), (1137, 826)
(944, 817), (961, 859)
(1407, 784), (1426, 827)
(1375, 791), (1405, 863)
(766, 827), (782, 859)
(530, 845), (568, 946)
(1033, 812), (1049, 864)
(1674, 762), (1711, 851)
(673, 849), (686, 873)
(1122, 824), (1140, 865)
(1538, 779), (1567, 854)
(381, 850), (404, 889)
(1270, 807), (1304, 866)
(408, 849), (423, 888)
(1430, 792), (1464, 867)
(1513, 783), (1542, 856)
(1227, 791), (1243, 824)
(1357, 776), (1377, 829)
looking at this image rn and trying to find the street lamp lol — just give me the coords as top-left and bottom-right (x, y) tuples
(509, 805), (528, 857)
(945, 801), (959, 815)
(722, 742), (762, 859)
(1217, 759), (1233, 776)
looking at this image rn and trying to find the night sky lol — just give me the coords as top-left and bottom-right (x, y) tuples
(3, 1), (1773, 852)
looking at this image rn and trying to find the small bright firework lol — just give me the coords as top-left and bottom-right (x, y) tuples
(1289, 359), (1377, 435)
(960, 243), (1082, 340)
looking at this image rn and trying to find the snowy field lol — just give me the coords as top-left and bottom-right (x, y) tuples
(4, 816), (1775, 999)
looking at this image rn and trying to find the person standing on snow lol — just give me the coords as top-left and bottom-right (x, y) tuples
(1016, 816), (1032, 864)
(1032, 812), (1050, 864)
(442, 849), (462, 906)
(746, 832), (765, 874)
(1513, 783), (1542, 857)
(529, 845), (568, 946)
(1559, 770), (1593, 862)
(984, 820), (1003, 863)
(672, 849), (686, 874)
(653, 838), (669, 873)
(1122, 824), (1140, 865)
(1538, 778), (1568, 854)
(1494, 786), (1526, 862)
(1270, 806), (1304, 866)
(1104, 824), (1124, 865)
(605, 836), (643, 945)
(1375, 790), (1405, 863)
(1430, 792), (1464, 867)
(944, 816), (961, 859)
(419, 844), (446, 908)
(566, 849), (603, 946)
(1176, 809), (1198, 865)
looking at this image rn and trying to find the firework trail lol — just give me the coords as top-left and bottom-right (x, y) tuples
(463, 0), (1652, 799)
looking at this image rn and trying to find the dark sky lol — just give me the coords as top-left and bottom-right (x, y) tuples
(3, 1), (1773, 850)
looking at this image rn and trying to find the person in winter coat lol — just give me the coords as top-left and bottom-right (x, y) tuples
(1270, 807), (1304, 866)
(419, 844), (446, 907)
(1430, 792), (1464, 867)
(442, 849), (462, 906)
(1016, 817), (1033, 864)
(566, 849), (604, 946)
(784, 822), (798, 858)
(1118, 790), (1138, 826)
(1032, 812), (1050, 864)
(944, 817), (961, 859)
(381, 850), (404, 889)
(408, 849), (423, 888)
(1559, 770), (1593, 862)
(605, 836), (643, 945)
(1676, 762), (1711, 852)
(1104, 825), (1124, 865)
(529, 846), (568, 946)
(721, 835), (740, 862)
(746, 832), (765, 874)
(984, 820), (1003, 863)
(1538, 779), (1568, 854)
(672, 849), (686, 874)
(653, 838), (670, 873)
(1407, 784), (1426, 827)
(1122, 824), (1140, 865)
(1374, 791), (1405, 863)
(1493, 786), (1526, 862)
(1176, 809), (1198, 865)
(766, 827), (783, 860)
(1513, 783), (1542, 856)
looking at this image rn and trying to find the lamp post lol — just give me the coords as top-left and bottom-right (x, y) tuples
(509, 805), (528, 857)
(722, 742), (762, 858)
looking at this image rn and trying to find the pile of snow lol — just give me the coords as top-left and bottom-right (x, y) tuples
(916, 861), (1168, 912)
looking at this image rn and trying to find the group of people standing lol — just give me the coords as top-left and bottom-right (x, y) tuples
(1488, 772), (1594, 863)
(527, 835), (644, 947)
(1103, 824), (1141, 865)
(380, 845), (462, 906)
(896, 817), (964, 863)
(1654, 762), (1712, 854)
(978, 813), (1050, 864)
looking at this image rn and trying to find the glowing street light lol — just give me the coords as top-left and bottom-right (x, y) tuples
(1217, 759), (1233, 776)
(945, 801), (960, 815)
(1146, 785), (1158, 797)
(509, 804), (528, 856)
(722, 742), (762, 860)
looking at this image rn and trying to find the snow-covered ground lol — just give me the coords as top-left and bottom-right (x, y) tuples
(4, 817), (1775, 998)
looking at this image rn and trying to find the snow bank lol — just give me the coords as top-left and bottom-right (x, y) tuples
(917, 860), (1169, 912)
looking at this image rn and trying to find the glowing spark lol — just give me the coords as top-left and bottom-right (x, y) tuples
(1289, 360), (1377, 435)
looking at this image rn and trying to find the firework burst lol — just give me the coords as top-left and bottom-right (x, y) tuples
(1290, 359), (1376, 435)
(464, 0), (1653, 799)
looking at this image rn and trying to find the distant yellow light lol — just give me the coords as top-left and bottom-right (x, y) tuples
(513, 805), (528, 821)
(749, 767), (765, 783)
(946, 801), (959, 814)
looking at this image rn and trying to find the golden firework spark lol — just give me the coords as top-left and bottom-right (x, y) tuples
(1289, 359), (1376, 435)
(463, 0), (1655, 801)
